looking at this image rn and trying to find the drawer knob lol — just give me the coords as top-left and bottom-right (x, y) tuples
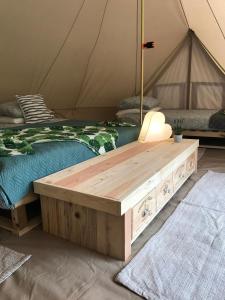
(163, 185), (170, 195)
(142, 208), (151, 217)
(74, 212), (80, 219)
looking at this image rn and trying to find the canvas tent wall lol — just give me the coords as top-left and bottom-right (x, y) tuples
(181, 0), (225, 74)
(0, 0), (225, 115)
(146, 30), (225, 110)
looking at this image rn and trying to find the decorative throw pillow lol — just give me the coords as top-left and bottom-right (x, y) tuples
(0, 101), (23, 118)
(16, 94), (54, 124)
(118, 96), (159, 110)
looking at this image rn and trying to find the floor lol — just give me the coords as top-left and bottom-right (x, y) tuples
(0, 149), (225, 300)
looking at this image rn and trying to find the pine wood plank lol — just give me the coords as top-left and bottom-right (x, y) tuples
(11, 205), (28, 230)
(14, 192), (39, 208)
(35, 139), (199, 260)
(183, 130), (225, 138)
(0, 194), (41, 236)
(34, 139), (199, 216)
(40, 196), (131, 260)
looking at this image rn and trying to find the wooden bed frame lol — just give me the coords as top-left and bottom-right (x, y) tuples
(183, 130), (225, 149)
(183, 130), (225, 138)
(0, 192), (41, 236)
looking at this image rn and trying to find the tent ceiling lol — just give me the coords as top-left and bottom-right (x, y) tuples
(0, 0), (224, 109)
(182, 0), (225, 73)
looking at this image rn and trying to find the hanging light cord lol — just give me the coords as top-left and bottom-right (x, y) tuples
(206, 0), (225, 40)
(38, 0), (87, 91)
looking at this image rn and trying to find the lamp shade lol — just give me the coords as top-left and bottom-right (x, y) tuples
(138, 111), (172, 143)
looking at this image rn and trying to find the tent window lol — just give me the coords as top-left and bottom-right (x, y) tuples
(153, 83), (186, 109)
(146, 31), (225, 110)
(191, 82), (225, 109)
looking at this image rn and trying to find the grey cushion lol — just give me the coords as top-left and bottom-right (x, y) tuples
(0, 116), (24, 124)
(119, 96), (159, 110)
(0, 101), (23, 118)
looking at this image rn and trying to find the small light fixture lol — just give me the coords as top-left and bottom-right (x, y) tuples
(138, 111), (172, 143)
(143, 41), (155, 49)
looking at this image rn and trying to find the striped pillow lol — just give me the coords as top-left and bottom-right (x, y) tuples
(16, 95), (54, 124)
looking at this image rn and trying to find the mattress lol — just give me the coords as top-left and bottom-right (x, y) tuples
(0, 120), (139, 208)
(0, 123), (24, 128)
(0, 118), (65, 128)
(117, 109), (218, 130)
(162, 109), (218, 130)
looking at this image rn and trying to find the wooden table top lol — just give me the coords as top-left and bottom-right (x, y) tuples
(34, 139), (199, 215)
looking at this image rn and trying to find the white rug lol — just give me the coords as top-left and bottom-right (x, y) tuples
(0, 246), (31, 284)
(116, 171), (225, 300)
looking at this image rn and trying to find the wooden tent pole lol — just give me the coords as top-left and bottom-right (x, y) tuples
(140, 0), (145, 125)
(186, 30), (193, 109)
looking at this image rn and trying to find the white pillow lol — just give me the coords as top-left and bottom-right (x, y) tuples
(151, 106), (161, 112)
(119, 96), (159, 110)
(0, 101), (23, 118)
(116, 107), (161, 116)
(0, 116), (24, 124)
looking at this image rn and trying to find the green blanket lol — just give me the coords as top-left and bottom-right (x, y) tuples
(0, 125), (121, 157)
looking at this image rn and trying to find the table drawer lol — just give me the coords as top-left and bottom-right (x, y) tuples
(186, 152), (196, 175)
(156, 174), (173, 211)
(173, 161), (186, 191)
(132, 190), (156, 236)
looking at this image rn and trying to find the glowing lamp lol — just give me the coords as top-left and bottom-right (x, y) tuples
(138, 112), (172, 143)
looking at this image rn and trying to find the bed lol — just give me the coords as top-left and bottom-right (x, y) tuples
(0, 120), (139, 209)
(162, 109), (225, 141)
(161, 109), (218, 130)
(117, 108), (225, 132)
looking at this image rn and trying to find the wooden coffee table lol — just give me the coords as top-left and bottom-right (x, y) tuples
(34, 139), (199, 260)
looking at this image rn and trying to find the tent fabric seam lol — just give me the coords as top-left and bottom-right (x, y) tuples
(74, 0), (110, 108)
(38, 0), (87, 92)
